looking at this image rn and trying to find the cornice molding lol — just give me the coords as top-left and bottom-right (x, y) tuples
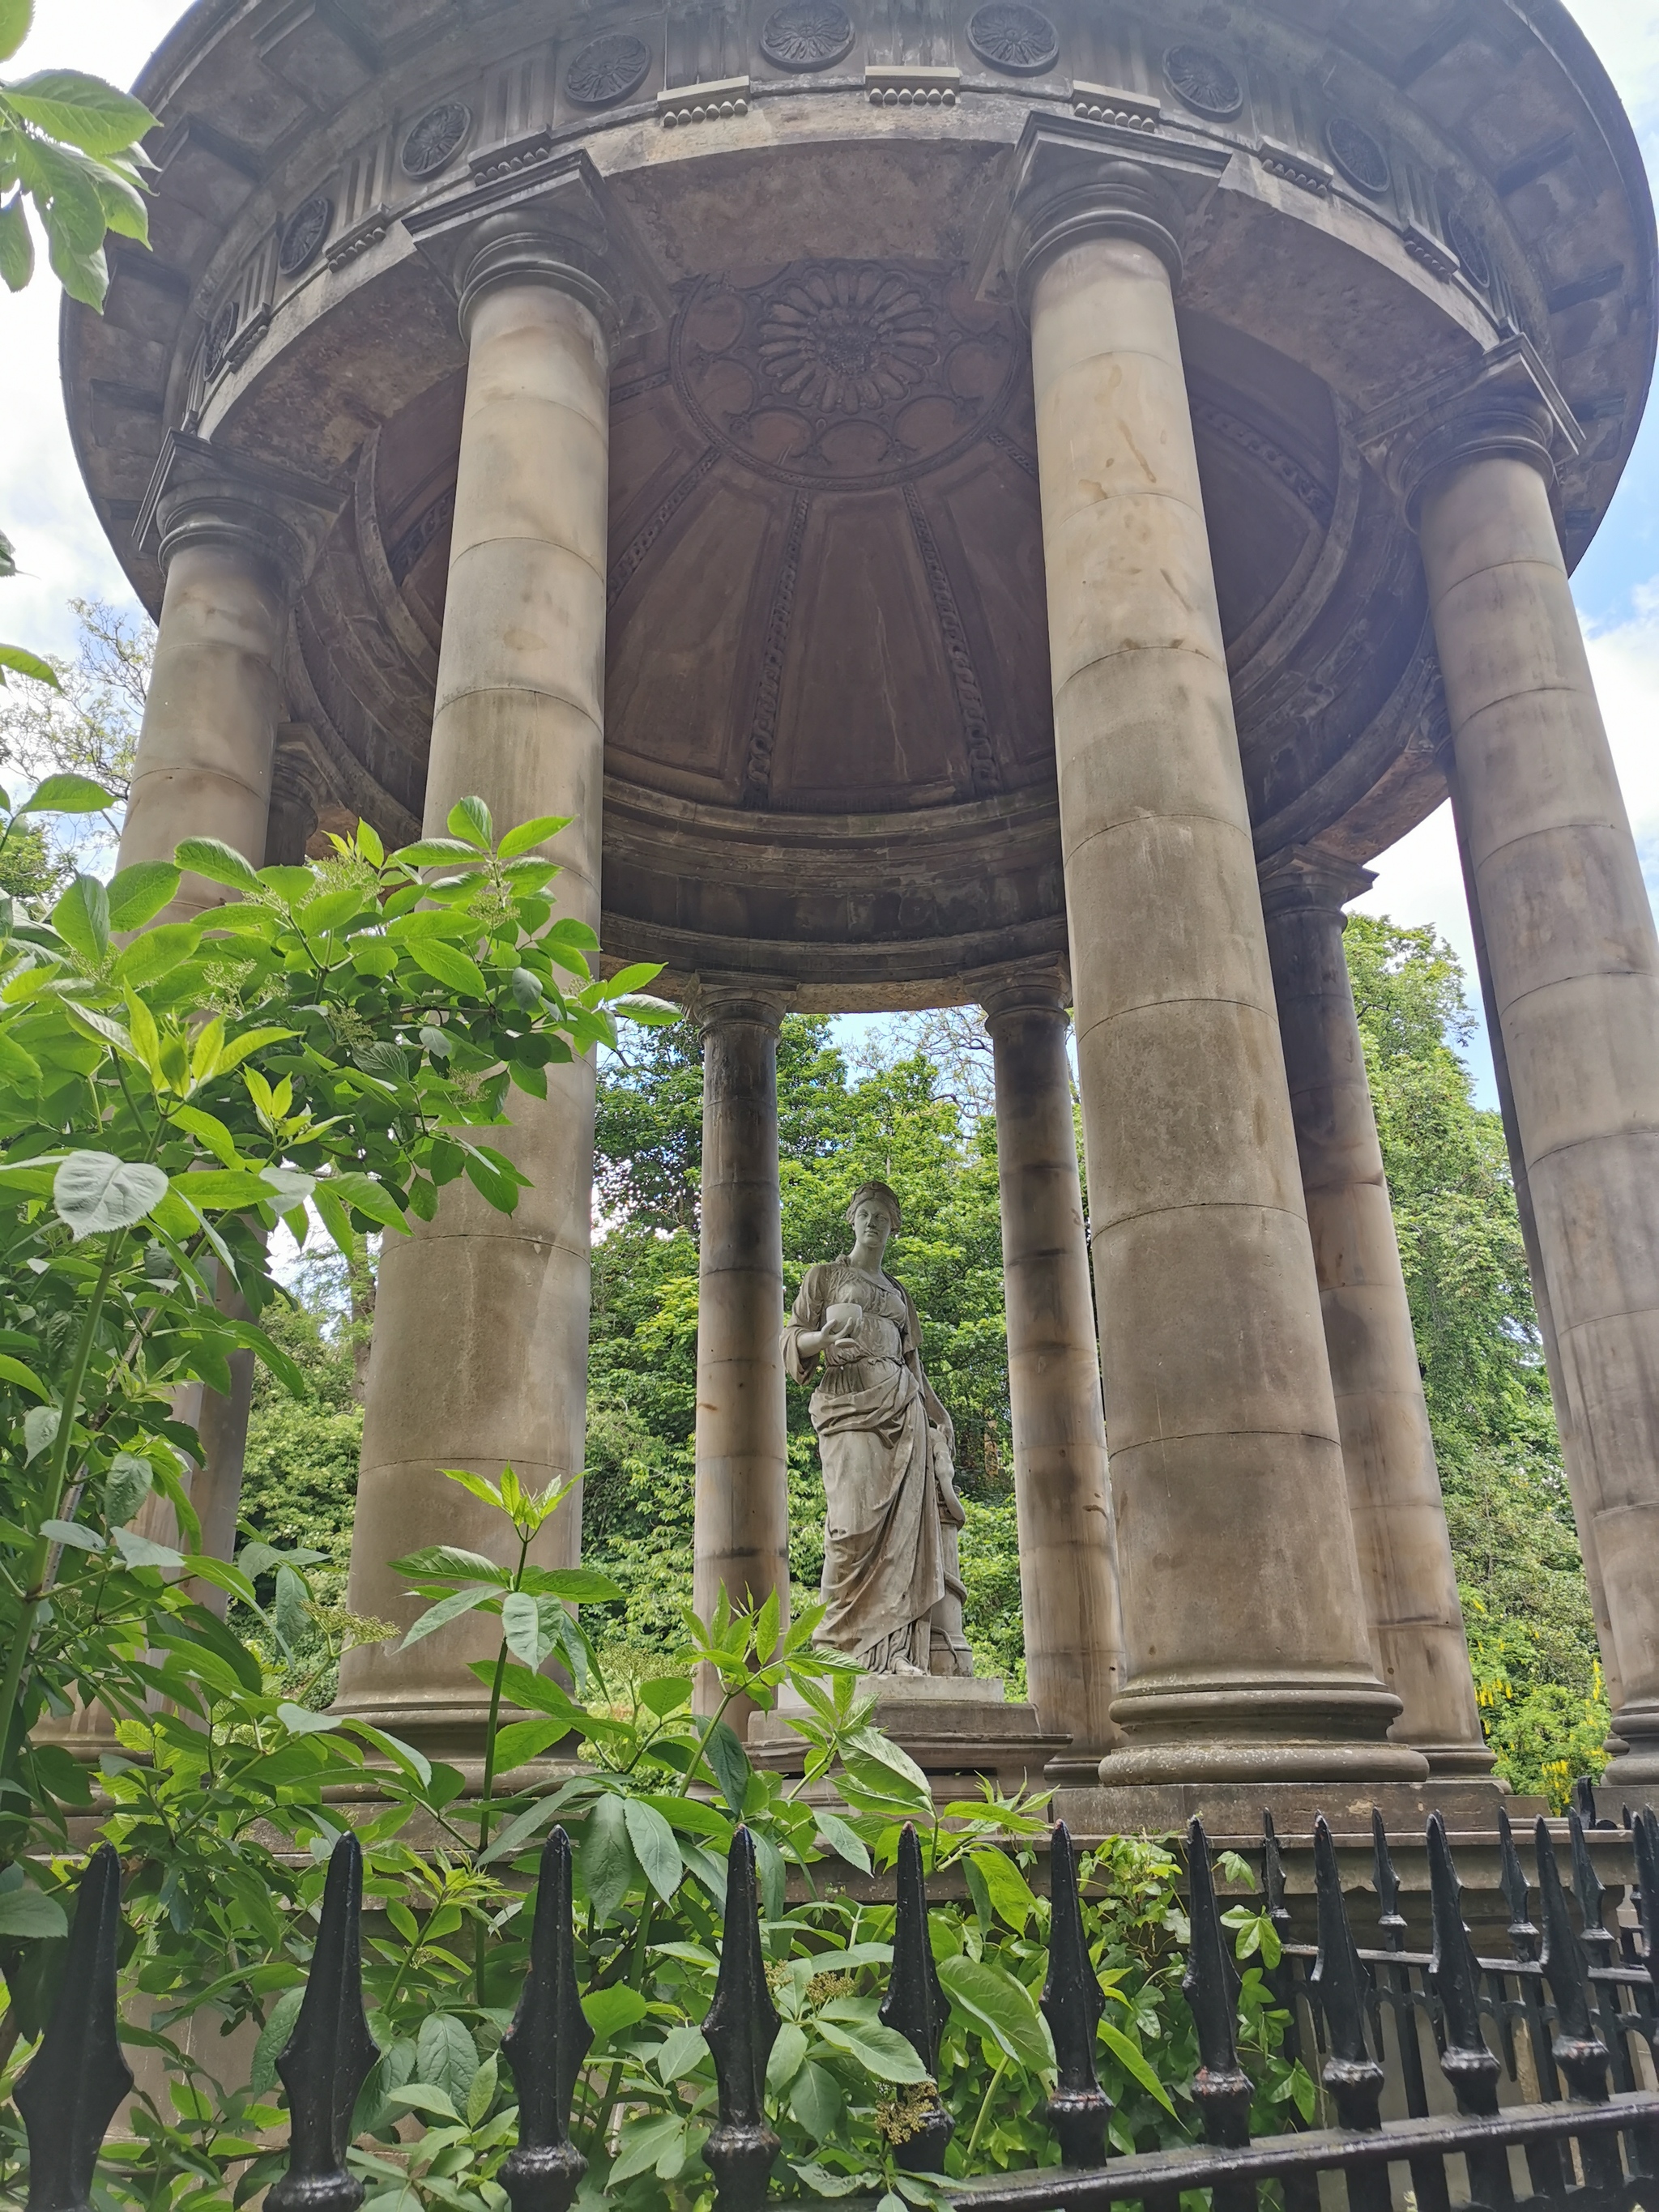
(135, 428), (342, 588)
(1356, 334), (1585, 523)
(1256, 843), (1377, 922)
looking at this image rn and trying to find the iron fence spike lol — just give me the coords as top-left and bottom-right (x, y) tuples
(1261, 1809), (1289, 1926)
(1042, 1821), (1111, 2167)
(702, 1826), (782, 2212)
(879, 1822), (954, 2172)
(1534, 1817), (1611, 2103)
(15, 1842), (133, 2212)
(1183, 1818), (1252, 2153)
(1634, 1808), (1659, 1997)
(500, 1829), (592, 2212)
(1370, 1808), (1405, 1950)
(1567, 1805), (1610, 1946)
(268, 1831), (379, 2212)
(1495, 1804), (1537, 1962)
(1310, 1814), (1385, 2133)
(1426, 1813), (1499, 2117)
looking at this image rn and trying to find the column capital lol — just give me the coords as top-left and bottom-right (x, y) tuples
(970, 111), (1230, 316)
(1356, 335), (1584, 526)
(979, 955), (1073, 1028)
(135, 429), (343, 590)
(1257, 843), (1376, 925)
(402, 146), (669, 349)
(684, 972), (795, 1034)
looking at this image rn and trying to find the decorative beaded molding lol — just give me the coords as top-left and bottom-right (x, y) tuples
(326, 206), (392, 270)
(224, 305), (272, 373)
(1070, 80), (1160, 130)
(866, 65), (959, 107)
(1256, 136), (1332, 195)
(659, 76), (750, 126)
(1402, 221), (1456, 280)
(469, 129), (557, 185)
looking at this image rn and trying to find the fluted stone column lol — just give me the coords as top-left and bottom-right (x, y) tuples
(693, 982), (791, 1724)
(1260, 848), (1494, 1780)
(339, 209), (625, 1755)
(1402, 380), (1659, 1784)
(1449, 777), (1627, 1725)
(1009, 139), (1421, 1797)
(983, 966), (1123, 1780)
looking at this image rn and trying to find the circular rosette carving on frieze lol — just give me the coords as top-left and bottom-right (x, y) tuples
(1324, 114), (1391, 196)
(1162, 42), (1243, 118)
(565, 33), (652, 106)
(966, 2), (1059, 75)
(761, 0), (855, 70)
(671, 262), (1019, 493)
(278, 195), (332, 277)
(1444, 208), (1492, 288)
(400, 100), (471, 178)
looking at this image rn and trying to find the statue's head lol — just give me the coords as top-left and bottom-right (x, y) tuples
(846, 1180), (902, 1250)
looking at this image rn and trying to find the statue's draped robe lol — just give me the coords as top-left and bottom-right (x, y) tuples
(783, 1261), (951, 1671)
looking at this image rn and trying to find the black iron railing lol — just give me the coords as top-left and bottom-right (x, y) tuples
(13, 1796), (1659, 2212)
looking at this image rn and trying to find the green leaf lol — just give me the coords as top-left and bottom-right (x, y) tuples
(278, 1703), (340, 1737)
(488, 1717), (567, 1771)
(168, 1105), (237, 1167)
(5, 70), (157, 156)
(319, 1171), (408, 1234)
(112, 1526), (184, 1571)
(394, 1544), (508, 1583)
(168, 1168), (275, 1209)
(249, 1986), (305, 2097)
(0, 2), (35, 68)
(399, 1585), (497, 1651)
(579, 1792), (636, 1925)
(0, 1031), (41, 1085)
(518, 1566), (624, 1605)
(501, 1589), (544, 1668)
(51, 873), (110, 965)
(0, 1884), (69, 1939)
(623, 1796), (684, 1903)
(105, 860), (181, 931)
(415, 2014), (479, 2115)
(767, 2022), (808, 2093)
(41, 1517), (104, 1552)
(0, 1352), (47, 1398)
(407, 938), (488, 996)
(465, 2052), (498, 2128)
(0, 641), (54, 684)
(789, 2062), (844, 2142)
(104, 1451), (154, 1525)
(23, 1405), (58, 1460)
(701, 1716), (752, 1818)
(812, 2014), (928, 2084)
(447, 796), (493, 849)
(657, 2024), (710, 2083)
(497, 814), (571, 859)
(582, 1983), (650, 2043)
(609, 2115), (684, 2188)
(1100, 2020), (1178, 2116)
(173, 835), (262, 893)
(936, 1954), (1055, 2075)
(967, 1847), (1038, 1933)
(390, 837), (484, 867)
(53, 1150), (168, 1238)
(812, 1810), (872, 1874)
(18, 771), (109, 813)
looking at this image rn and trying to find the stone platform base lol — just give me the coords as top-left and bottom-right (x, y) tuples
(1054, 1773), (1530, 1846)
(748, 1673), (1068, 1803)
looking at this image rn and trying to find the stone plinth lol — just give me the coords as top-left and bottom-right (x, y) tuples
(748, 1674), (1068, 1804)
(1056, 1775), (1525, 1846)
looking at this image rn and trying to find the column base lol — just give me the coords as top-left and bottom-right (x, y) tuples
(1055, 1773), (1516, 1844)
(748, 1675), (1068, 1805)
(1414, 1741), (1504, 1780)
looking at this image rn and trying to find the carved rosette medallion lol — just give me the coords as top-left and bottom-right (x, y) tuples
(400, 100), (471, 178)
(966, 2), (1059, 75)
(1325, 114), (1390, 195)
(279, 195), (333, 277)
(1162, 43), (1243, 118)
(204, 300), (240, 377)
(1445, 209), (1492, 288)
(565, 33), (651, 106)
(671, 260), (1019, 492)
(761, 0), (855, 70)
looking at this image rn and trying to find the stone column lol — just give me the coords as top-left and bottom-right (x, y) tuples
(692, 981), (791, 1724)
(338, 207), (629, 1757)
(1260, 848), (1494, 1779)
(1009, 139), (1421, 1797)
(1448, 776), (1627, 1724)
(983, 965), (1123, 1780)
(1401, 380), (1659, 1783)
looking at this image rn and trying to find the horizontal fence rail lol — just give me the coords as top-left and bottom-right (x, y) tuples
(12, 1792), (1659, 2211)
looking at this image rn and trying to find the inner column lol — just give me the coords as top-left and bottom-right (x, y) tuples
(1017, 152), (1423, 1809)
(339, 215), (615, 1757)
(692, 980), (791, 1724)
(1259, 847), (1493, 1780)
(983, 966), (1123, 1780)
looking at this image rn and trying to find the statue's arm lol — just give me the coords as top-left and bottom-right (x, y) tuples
(783, 1265), (828, 1383)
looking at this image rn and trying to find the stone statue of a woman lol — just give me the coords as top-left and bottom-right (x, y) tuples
(783, 1181), (973, 1677)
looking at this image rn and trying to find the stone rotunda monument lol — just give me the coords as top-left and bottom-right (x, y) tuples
(66, 0), (1659, 1827)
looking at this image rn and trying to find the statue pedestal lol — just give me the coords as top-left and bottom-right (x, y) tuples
(748, 1673), (1068, 1805)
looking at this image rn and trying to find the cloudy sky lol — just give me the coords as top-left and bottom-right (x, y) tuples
(3, 0), (1657, 1104)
